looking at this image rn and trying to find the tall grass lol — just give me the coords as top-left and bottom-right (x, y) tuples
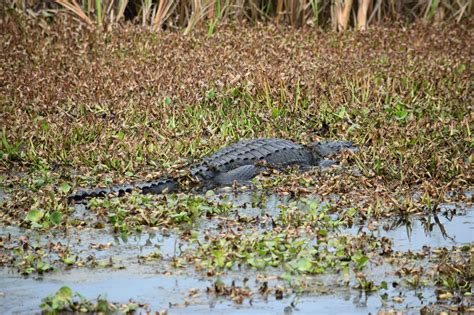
(4, 0), (474, 31)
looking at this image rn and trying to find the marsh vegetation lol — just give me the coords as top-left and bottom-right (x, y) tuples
(0, 8), (472, 315)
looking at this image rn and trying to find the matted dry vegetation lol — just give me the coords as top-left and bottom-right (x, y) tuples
(1, 14), (472, 181)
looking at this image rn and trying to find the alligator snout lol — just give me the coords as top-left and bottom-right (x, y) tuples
(312, 140), (358, 158)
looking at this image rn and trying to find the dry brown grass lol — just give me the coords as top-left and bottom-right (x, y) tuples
(3, 0), (473, 31)
(1, 14), (472, 188)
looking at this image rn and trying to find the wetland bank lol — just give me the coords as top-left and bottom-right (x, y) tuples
(1, 10), (473, 315)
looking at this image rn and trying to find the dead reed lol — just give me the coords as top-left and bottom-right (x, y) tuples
(4, 0), (473, 32)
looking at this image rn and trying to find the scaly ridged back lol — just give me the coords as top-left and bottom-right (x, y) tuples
(190, 138), (314, 181)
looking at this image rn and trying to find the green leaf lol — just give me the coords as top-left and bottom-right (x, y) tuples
(51, 297), (62, 310)
(122, 302), (138, 312)
(295, 258), (312, 272)
(206, 90), (216, 100)
(57, 286), (73, 300)
(394, 102), (408, 121)
(280, 272), (293, 282)
(37, 261), (53, 272)
(335, 107), (348, 119)
(190, 230), (199, 240)
(212, 249), (226, 268)
(98, 260), (110, 268)
(24, 267), (35, 275)
(115, 131), (125, 140)
(164, 97), (172, 105)
(96, 298), (111, 312)
(346, 207), (357, 217)
(271, 108), (283, 118)
(205, 190), (215, 197)
(50, 211), (62, 225)
(27, 210), (44, 223)
(41, 121), (50, 131)
(455, 63), (466, 74)
(63, 255), (77, 265)
(31, 222), (42, 229)
(59, 183), (71, 194)
(352, 252), (369, 269)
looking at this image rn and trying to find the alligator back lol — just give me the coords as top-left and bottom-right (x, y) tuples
(190, 138), (314, 182)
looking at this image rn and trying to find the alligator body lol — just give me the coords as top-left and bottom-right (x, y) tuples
(68, 138), (356, 202)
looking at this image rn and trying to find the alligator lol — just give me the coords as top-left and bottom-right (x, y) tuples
(68, 138), (357, 202)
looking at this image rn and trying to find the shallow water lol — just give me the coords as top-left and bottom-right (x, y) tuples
(0, 189), (472, 314)
(351, 204), (473, 252)
(214, 190), (473, 251)
(0, 259), (435, 315)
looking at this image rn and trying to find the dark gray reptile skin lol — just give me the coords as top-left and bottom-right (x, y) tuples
(68, 138), (356, 202)
(190, 138), (315, 182)
(67, 178), (178, 202)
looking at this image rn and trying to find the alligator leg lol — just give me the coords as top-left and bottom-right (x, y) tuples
(317, 159), (339, 168)
(212, 164), (265, 185)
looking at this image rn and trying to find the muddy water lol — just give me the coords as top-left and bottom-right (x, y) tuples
(0, 190), (472, 314)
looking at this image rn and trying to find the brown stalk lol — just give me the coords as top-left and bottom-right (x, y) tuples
(234, 0), (245, 21)
(184, 0), (209, 35)
(289, 0), (296, 26)
(367, 0), (382, 24)
(357, 0), (370, 30)
(55, 0), (94, 24)
(276, 0), (284, 24)
(248, 0), (258, 20)
(177, 0), (188, 26)
(335, 0), (353, 31)
(142, 0), (152, 27)
(300, 0), (307, 25)
(208, 0), (215, 20)
(116, 0), (129, 22)
(454, 1), (470, 22)
(152, 0), (175, 31)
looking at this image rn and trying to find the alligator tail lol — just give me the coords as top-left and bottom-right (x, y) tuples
(67, 177), (179, 203)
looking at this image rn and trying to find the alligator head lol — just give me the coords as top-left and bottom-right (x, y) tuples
(308, 140), (358, 161)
